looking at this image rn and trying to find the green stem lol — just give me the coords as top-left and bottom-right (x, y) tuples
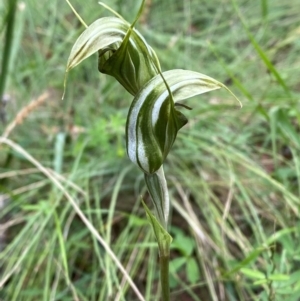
(143, 166), (171, 301)
(159, 246), (170, 301)
(144, 166), (169, 230)
(142, 200), (171, 301)
(0, 0), (17, 103)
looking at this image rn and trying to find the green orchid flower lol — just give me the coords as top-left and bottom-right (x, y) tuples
(126, 69), (238, 174)
(66, 9), (160, 96)
(126, 68), (240, 239)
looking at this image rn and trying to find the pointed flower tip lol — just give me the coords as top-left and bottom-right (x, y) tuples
(130, 0), (146, 29)
(219, 82), (242, 108)
(62, 71), (70, 100)
(229, 90), (243, 108)
(98, 2), (127, 22)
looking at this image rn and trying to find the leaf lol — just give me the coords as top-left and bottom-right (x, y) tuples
(169, 257), (186, 288)
(126, 69), (241, 174)
(171, 227), (195, 256)
(128, 214), (149, 227)
(170, 257), (186, 273)
(144, 166), (170, 228)
(277, 109), (300, 148)
(53, 210), (70, 285)
(290, 271), (300, 286)
(224, 247), (266, 277)
(240, 268), (265, 280)
(186, 258), (200, 284)
(142, 199), (172, 256)
(253, 279), (269, 285)
(266, 227), (296, 246)
(253, 273), (290, 285)
(268, 273), (290, 281)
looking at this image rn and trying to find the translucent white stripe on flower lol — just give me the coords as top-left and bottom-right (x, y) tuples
(152, 89), (169, 126)
(156, 166), (170, 223)
(67, 17), (128, 70)
(127, 79), (155, 165)
(137, 127), (149, 172)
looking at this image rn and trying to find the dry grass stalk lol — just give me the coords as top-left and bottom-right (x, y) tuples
(2, 91), (49, 138)
(0, 137), (146, 301)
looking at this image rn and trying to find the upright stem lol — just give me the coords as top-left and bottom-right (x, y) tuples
(0, 0), (17, 103)
(144, 166), (171, 301)
(159, 245), (170, 301)
(144, 166), (169, 229)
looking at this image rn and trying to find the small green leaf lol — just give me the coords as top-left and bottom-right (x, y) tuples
(142, 199), (172, 256)
(240, 268), (265, 280)
(171, 227), (195, 256)
(224, 247), (266, 277)
(290, 271), (300, 284)
(170, 257), (186, 273)
(253, 279), (269, 285)
(144, 166), (169, 228)
(169, 257), (186, 288)
(253, 273), (290, 285)
(266, 227), (296, 246)
(268, 273), (290, 281)
(128, 214), (149, 227)
(186, 258), (200, 284)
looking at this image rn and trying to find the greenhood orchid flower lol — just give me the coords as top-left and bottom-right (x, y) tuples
(65, 0), (241, 248)
(126, 69), (233, 174)
(66, 16), (160, 96)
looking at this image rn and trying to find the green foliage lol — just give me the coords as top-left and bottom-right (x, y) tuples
(170, 227), (200, 288)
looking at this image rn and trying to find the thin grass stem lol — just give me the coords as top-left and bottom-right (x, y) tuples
(0, 0), (17, 104)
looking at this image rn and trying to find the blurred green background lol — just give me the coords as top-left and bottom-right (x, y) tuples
(0, 0), (300, 300)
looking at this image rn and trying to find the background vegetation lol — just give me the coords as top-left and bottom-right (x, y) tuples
(0, 0), (300, 300)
